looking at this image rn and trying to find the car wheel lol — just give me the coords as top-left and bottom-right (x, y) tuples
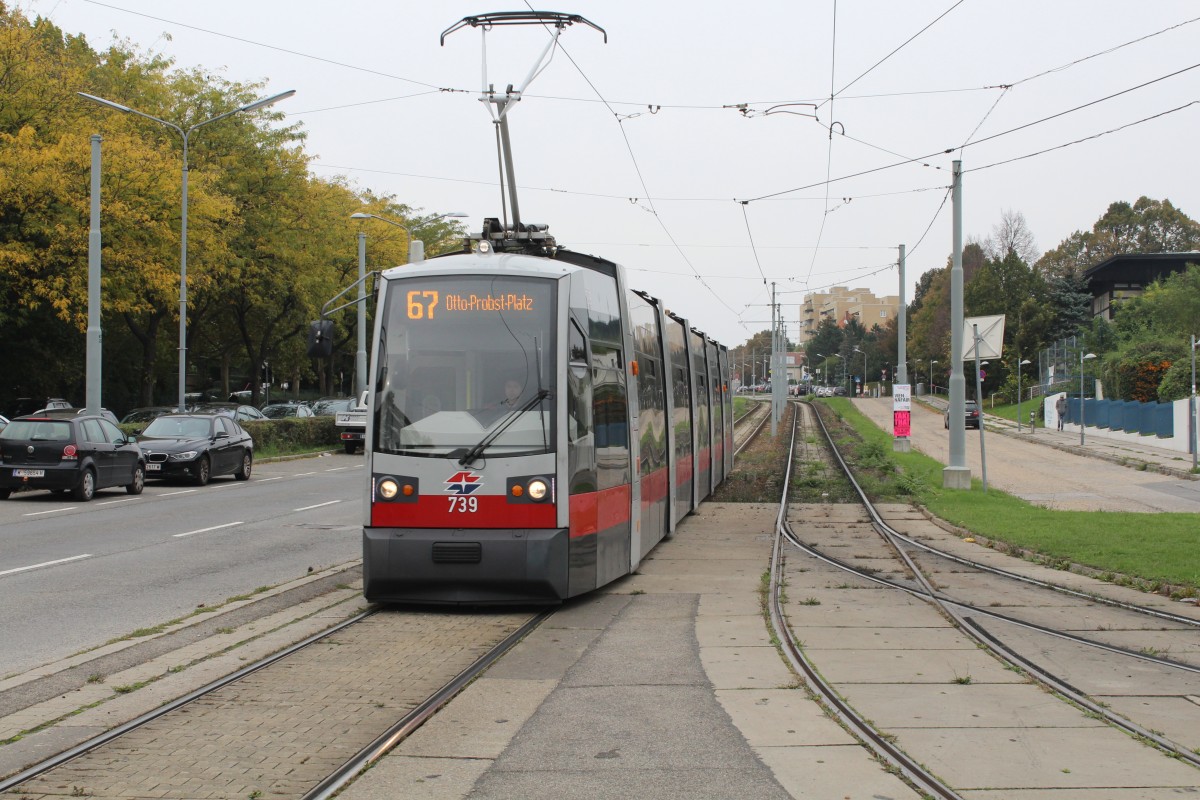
(127, 463), (145, 495)
(194, 455), (211, 486)
(72, 468), (96, 502)
(234, 452), (252, 481)
(0, 488), (10, 500)
(344, 442), (358, 455)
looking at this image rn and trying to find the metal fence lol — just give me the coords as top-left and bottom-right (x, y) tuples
(1063, 397), (1175, 438)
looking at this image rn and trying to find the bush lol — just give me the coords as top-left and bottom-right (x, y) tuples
(119, 417), (342, 455)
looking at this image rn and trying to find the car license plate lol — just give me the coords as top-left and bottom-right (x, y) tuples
(146, 463), (161, 471)
(14, 469), (45, 478)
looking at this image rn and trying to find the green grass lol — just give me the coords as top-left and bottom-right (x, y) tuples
(820, 397), (1200, 593)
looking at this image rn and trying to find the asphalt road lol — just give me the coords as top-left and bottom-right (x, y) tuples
(0, 453), (364, 678)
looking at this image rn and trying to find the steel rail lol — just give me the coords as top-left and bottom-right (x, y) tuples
(804, 399), (1200, 769)
(734, 401), (771, 458)
(0, 608), (380, 793)
(766, 405), (966, 800)
(304, 609), (551, 799)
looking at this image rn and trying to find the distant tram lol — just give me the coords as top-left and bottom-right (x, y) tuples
(359, 220), (733, 604)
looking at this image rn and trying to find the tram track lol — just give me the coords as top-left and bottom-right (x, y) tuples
(1, 607), (547, 798)
(2, 408), (772, 798)
(767, 398), (1200, 793)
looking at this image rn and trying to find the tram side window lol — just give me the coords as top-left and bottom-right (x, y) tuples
(567, 321), (591, 444)
(592, 342), (630, 489)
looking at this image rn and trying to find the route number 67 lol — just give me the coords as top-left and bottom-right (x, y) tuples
(449, 496), (478, 513)
(407, 290), (439, 320)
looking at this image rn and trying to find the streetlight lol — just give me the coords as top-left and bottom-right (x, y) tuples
(853, 346), (867, 397)
(1016, 358), (1031, 432)
(929, 359), (938, 395)
(1080, 352), (1096, 446)
(78, 88), (296, 411)
(350, 211), (468, 263)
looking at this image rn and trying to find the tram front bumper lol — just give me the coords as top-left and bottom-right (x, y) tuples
(363, 526), (569, 605)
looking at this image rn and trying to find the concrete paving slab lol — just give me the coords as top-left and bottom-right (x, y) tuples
(545, 593), (629, 629)
(964, 791), (1200, 799)
(806, 646), (1028, 684)
(796, 625), (980, 651)
(841, 683), (1096, 728)
(974, 618), (1200, 695)
(715, 688), (853, 746)
(784, 598), (949, 628)
(1101, 694), (1200, 754)
(753, 742), (923, 799)
(697, 592), (761, 617)
(695, 614), (769, 647)
(897, 725), (1200, 790)
(699, 645), (797, 691)
(564, 597), (703, 688)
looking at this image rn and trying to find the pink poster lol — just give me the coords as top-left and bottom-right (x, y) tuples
(893, 410), (911, 437)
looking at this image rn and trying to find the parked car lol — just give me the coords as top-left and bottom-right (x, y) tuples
(945, 399), (982, 429)
(0, 414), (8, 433)
(310, 397), (358, 416)
(32, 407), (120, 425)
(122, 406), (176, 425)
(261, 402), (315, 419)
(0, 414), (144, 501)
(190, 403), (267, 423)
(136, 413), (254, 485)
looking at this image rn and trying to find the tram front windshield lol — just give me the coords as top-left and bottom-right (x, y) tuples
(374, 275), (556, 458)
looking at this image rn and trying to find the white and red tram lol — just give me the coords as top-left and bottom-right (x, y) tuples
(361, 225), (733, 604)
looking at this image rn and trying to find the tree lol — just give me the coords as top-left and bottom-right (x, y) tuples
(983, 209), (1039, 265)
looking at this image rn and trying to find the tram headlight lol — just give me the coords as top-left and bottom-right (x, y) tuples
(378, 478), (400, 500)
(527, 478), (549, 501)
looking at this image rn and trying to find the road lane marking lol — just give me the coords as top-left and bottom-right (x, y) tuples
(99, 497), (140, 506)
(294, 472), (318, 476)
(173, 521), (244, 538)
(23, 507), (77, 516)
(256, 476), (285, 482)
(294, 500), (342, 511)
(326, 467), (349, 472)
(1, 554), (92, 577)
(159, 489), (197, 497)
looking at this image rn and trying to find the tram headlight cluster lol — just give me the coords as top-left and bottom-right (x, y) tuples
(375, 476), (416, 501)
(527, 478), (548, 501)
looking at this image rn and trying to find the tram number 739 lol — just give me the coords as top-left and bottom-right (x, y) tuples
(449, 496), (478, 513)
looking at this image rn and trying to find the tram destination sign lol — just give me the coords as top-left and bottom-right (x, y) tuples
(406, 290), (536, 320)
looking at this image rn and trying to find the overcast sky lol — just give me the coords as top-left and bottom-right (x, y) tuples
(23, 0), (1200, 347)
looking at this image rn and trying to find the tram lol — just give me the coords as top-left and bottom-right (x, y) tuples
(308, 11), (734, 604)
(357, 220), (733, 604)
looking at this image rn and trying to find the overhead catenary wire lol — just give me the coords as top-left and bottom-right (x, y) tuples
(746, 59), (1200, 202)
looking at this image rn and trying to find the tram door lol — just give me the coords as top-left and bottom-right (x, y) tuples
(689, 329), (711, 503)
(629, 293), (670, 557)
(567, 269), (631, 594)
(665, 316), (693, 525)
(708, 342), (724, 487)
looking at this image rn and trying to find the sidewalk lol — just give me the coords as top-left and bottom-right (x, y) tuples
(921, 394), (1198, 481)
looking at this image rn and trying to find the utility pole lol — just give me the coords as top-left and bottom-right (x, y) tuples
(944, 160), (970, 489)
(894, 243), (910, 453)
(85, 134), (102, 416)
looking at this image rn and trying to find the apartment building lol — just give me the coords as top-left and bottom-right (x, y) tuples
(797, 286), (900, 344)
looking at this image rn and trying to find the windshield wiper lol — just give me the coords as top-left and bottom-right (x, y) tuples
(458, 389), (549, 467)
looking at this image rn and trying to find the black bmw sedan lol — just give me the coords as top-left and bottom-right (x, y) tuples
(136, 414), (254, 485)
(0, 415), (145, 501)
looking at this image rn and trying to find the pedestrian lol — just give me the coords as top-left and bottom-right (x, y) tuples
(1055, 395), (1066, 431)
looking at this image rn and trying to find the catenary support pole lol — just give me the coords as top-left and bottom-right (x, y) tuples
(895, 243), (910, 452)
(944, 160), (970, 488)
